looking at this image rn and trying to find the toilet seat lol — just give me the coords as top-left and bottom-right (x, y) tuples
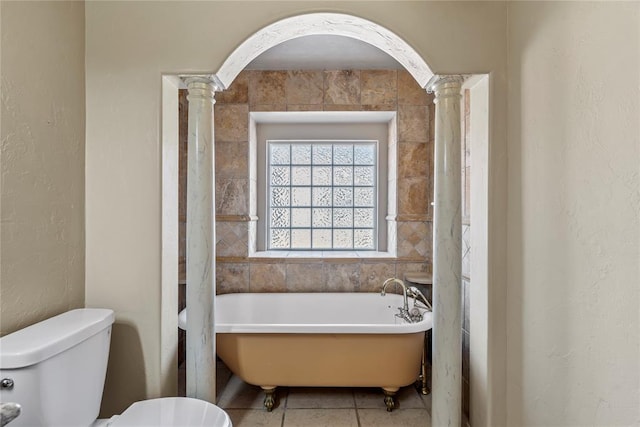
(108, 397), (232, 427)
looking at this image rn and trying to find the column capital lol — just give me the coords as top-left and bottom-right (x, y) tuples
(425, 74), (465, 98)
(181, 75), (224, 104)
(181, 74), (225, 92)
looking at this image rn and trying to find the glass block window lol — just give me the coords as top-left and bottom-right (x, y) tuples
(267, 141), (377, 250)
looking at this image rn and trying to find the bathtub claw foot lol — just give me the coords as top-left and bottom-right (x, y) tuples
(383, 388), (397, 412)
(262, 387), (276, 412)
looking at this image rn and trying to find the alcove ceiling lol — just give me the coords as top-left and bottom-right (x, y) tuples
(245, 35), (403, 70)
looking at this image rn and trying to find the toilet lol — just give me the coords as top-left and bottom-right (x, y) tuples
(0, 309), (231, 427)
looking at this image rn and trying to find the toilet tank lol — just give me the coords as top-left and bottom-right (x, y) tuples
(0, 309), (114, 427)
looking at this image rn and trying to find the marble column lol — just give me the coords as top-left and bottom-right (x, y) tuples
(183, 75), (220, 403)
(427, 75), (464, 427)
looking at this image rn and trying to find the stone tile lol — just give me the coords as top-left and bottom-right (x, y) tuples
(428, 98), (435, 140)
(287, 104), (324, 111)
(215, 178), (248, 215)
(286, 70), (324, 105)
(216, 262), (249, 294)
(397, 222), (431, 259)
(324, 70), (360, 105)
(324, 262), (360, 292)
(216, 71), (249, 104)
(286, 387), (355, 409)
(359, 262), (396, 292)
(215, 104), (248, 142)
(354, 386), (426, 409)
(361, 70), (397, 105)
(249, 104), (287, 112)
(286, 263), (325, 291)
(216, 222), (248, 258)
(250, 71), (287, 106)
(398, 142), (430, 179)
(398, 177), (429, 216)
(249, 263), (287, 292)
(398, 105), (429, 143)
(398, 70), (429, 106)
(226, 409), (284, 427)
(217, 375), (267, 409)
(323, 104), (361, 111)
(352, 388), (385, 409)
(358, 408), (431, 427)
(215, 140), (248, 178)
(283, 408), (358, 427)
(362, 104), (396, 111)
(396, 262), (431, 289)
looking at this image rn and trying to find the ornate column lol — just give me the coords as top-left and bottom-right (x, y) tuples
(427, 75), (464, 427)
(183, 75), (221, 403)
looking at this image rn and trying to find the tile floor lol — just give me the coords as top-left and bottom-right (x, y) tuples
(179, 361), (434, 426)
(217, 375), (432, 427)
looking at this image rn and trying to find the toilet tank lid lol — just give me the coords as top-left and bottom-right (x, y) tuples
(0, 309), (115, 369)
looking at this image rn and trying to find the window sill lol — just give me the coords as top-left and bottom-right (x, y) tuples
(249, 250), (396, 259)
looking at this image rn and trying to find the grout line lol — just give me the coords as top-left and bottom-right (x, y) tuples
(353, 388), (362, 427)
(355, 407), (362, 427)
(280, 403), (286, 427)
(280, 387), (288, 427)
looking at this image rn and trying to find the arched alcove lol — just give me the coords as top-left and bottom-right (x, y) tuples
(165, 11), (488, 427)
(215, 13), (434, 89)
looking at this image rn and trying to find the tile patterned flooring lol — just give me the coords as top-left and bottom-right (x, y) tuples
(179, 361), (433, 426)
(218, 375), (432, 427)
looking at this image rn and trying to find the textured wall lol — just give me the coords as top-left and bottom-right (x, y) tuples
(179, 69), (434, 293)
(0, 1), (85, 336)
(507, 2), (640, 425)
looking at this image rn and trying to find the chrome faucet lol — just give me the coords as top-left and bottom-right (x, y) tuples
(381, 278), (432, 323)
(381, 278), (411, 322)
(407, 286), (432, 312)
(381, 278), (409, 310)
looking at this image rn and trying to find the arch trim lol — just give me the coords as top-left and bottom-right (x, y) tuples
(216, 13), (434, 89)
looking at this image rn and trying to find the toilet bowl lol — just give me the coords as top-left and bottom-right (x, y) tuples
(0, 309), (231, 427)
(104, 397), (231, 427)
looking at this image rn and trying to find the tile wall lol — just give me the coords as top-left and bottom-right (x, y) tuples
(178, 69), (435, 292)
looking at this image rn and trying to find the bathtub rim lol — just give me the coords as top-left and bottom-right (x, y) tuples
(178, 292), (433, 334)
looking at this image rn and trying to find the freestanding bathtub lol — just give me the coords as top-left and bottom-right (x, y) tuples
(179, 292), (432, 411)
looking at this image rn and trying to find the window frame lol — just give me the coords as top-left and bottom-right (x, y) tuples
(248, 111), (397, 258)
(266, 139), (379, 251)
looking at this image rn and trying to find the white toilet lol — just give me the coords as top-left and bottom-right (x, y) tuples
(0, 309), (231, 427)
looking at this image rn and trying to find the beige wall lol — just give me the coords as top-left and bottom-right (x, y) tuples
(7, 1), (637, 425)
(0, 1), (85, 335)
(507, 2), (640, 425)
(85, 1), (508, 418)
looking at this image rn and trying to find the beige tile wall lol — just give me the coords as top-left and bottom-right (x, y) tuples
(179, 69), (434, 294)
